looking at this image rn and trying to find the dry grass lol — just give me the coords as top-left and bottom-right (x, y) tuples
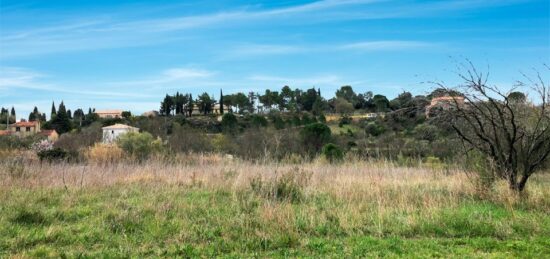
(2, 152), (548, 212)
(1, 152), (549, 257)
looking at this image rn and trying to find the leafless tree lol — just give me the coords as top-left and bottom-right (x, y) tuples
(438, 61), (550, 192)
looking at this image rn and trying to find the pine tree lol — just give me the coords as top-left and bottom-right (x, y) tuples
(51, 101), (72, 134)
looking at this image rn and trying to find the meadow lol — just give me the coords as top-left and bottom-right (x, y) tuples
(1, 154), (549, 258)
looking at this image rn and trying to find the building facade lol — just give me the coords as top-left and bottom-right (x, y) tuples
(96, 110), (123, 119)
(102, 124), (139, 144)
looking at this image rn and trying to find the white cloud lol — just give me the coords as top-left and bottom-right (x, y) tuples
(340, 41), (434, 51)
(107, 68), (215, 87)
(4, 0), (507, 58)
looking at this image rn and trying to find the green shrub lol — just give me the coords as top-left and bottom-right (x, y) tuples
(365, 122), (386, 137)
(221, 113), (238, 133)
(117, 132), (163, 161)
(300, 122), (331, 154)
(338, 116), (352, 127)
(322, 143), (344, 163)
(250, 115), (268, 128)
(37, 148), (68, 162)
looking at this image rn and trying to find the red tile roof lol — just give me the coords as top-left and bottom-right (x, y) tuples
(11, 121), (39, 127)
(38, 130), (57, 136)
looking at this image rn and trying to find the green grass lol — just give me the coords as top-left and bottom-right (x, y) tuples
(1, 183), (549, 258)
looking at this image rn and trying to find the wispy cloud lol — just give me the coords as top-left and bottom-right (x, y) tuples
(107, 68), (215, 87)
(0, 67), (149, 98)
(222, 40), (438, 58)
(340, 40), (434, 51)
(1, 0), (524, 58)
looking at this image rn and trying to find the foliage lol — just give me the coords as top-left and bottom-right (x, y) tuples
(221, 113), (238, 133)
(365, 121), (386, 137)
(321, 143), (344, 163)
(116, 132), (163, 161)
(31, 140), (54, 153)
(37, 148), (68, 162)
(300, 123), (332, 154)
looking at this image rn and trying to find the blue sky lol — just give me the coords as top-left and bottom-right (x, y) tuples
(0, 0), (548, 119)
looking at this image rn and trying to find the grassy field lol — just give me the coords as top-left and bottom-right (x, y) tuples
(1, 155), (549, 258)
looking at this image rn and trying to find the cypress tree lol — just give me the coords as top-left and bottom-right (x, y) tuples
(51, 101), (57, 119)
(220, 89), (224, 114)
(52, 101), (72, 134)
(10, 107), (15, 122)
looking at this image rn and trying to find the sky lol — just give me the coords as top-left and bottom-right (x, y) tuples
(0, 0), (549, 119)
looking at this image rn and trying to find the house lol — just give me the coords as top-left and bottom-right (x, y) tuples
(95, 110), (123, 119)
(3, 120), (60, 141)
(189, 104), (231, 116)
(425, 96), (465, 117)
(7, 120), (41, 137)
(38, 130), (59, 142)
(102, 124), (139, 144)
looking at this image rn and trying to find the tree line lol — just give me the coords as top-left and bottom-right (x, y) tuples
(158, 85), (444, 117)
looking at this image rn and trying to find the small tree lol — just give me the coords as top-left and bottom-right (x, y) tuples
(440, 62), (550, 192)
(300, 122), (331, 154)
(221, 113), (238, 134)
(322, 143), (344, 163)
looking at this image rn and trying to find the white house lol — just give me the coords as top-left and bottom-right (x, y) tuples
(102, 124), (139, 144)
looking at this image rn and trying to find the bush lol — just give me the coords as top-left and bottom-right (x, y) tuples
(365, 122), (386, 137)
(249, 115), (268, 128)
(338, 116), (352, 127)
(117, 132), (163, 161)
(221, 113), (238, 133)
(167, 124), (212, 153)
(322, 143), (344, 163)
(37, 148), (68, 162)
(55, 122), (102, 152)
(300, 123), (331, 154)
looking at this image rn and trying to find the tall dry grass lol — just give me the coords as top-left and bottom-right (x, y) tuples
(1, 152), (548, 214)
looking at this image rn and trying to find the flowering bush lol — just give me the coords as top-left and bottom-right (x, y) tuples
(31, 140), (53, 153)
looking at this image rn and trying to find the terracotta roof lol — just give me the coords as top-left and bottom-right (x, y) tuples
(95, 110), (123, 114)
(38, 130), (57, 136)
(0, 130), (12, 136)
(102, 124), (139, 130)
(11, 121), (39, 127)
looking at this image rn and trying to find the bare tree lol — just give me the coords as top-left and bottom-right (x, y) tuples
(438, 61), (550, 192)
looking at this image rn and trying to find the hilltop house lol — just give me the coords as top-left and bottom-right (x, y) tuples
(190, 104), (231, 116)
(425, 96), (465, 117)
(96, 110), (123, 119)
(102, 124), (139, 144)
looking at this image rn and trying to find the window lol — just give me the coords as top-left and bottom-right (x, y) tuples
(16, 127), (20, 132)
(26, 127), (31, 132)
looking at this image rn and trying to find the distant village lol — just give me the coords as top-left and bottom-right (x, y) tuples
(1, 86), (466, 145)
